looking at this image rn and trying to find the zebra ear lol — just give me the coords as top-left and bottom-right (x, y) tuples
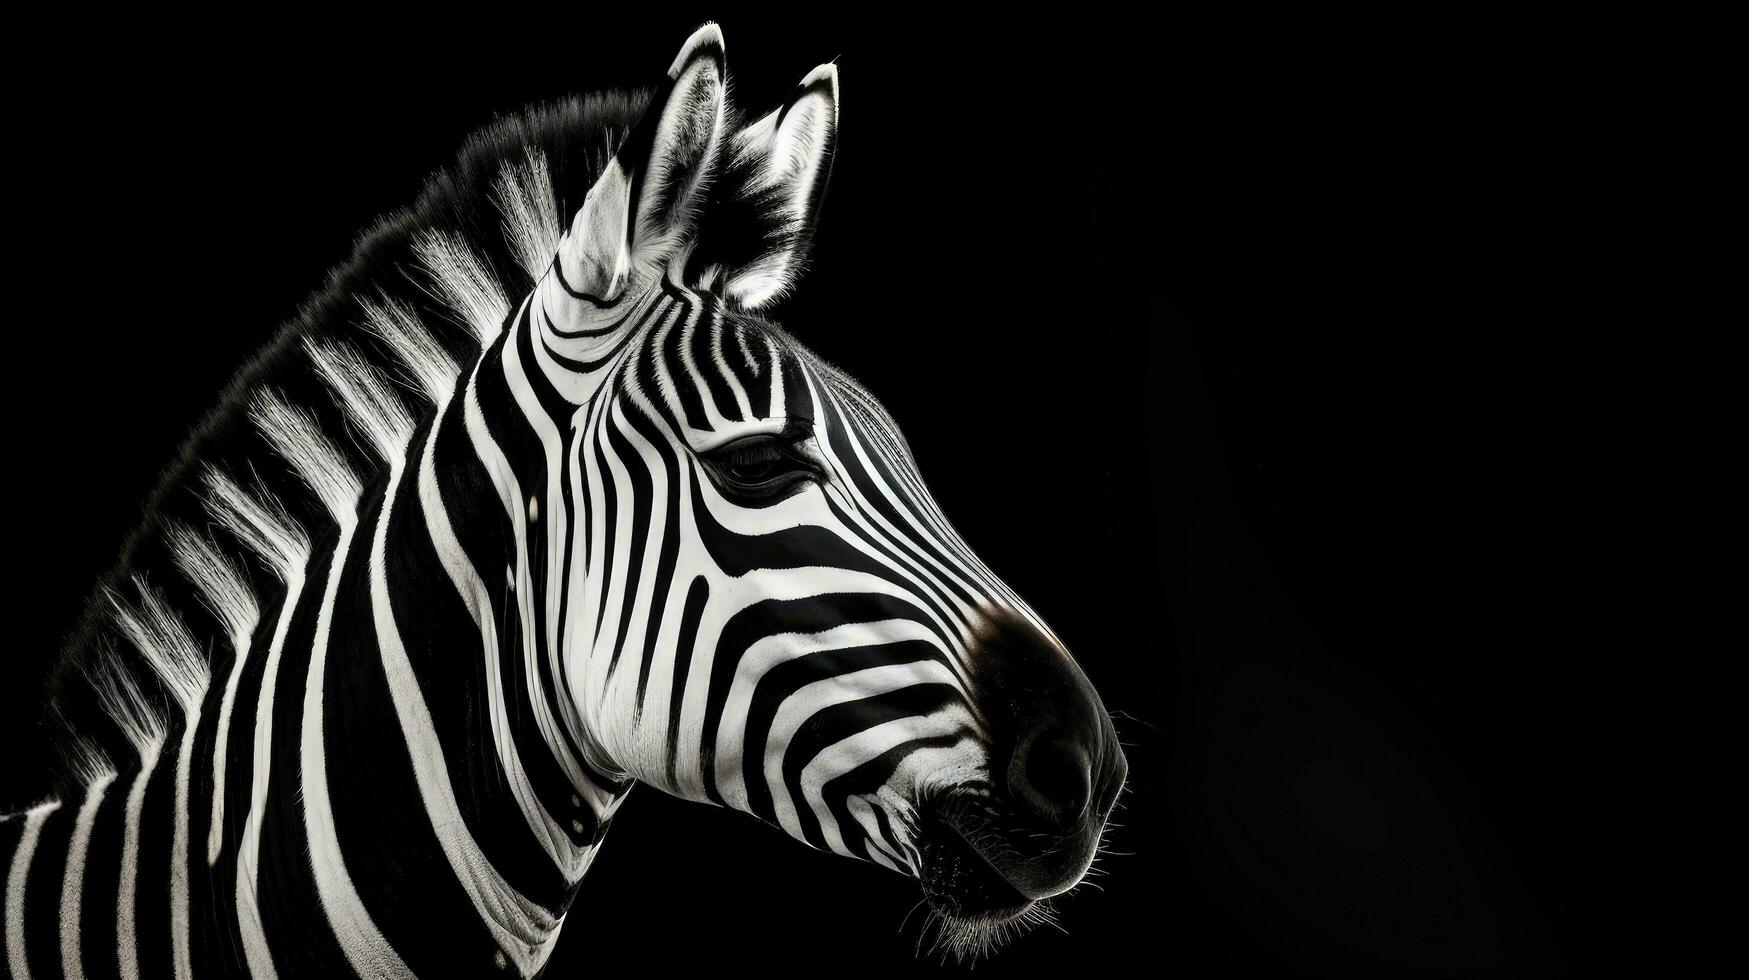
(555, 24), (728, 306)
(722, 63), (839, 310)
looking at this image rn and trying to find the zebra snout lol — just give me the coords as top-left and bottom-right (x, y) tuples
(988, 717), (1125, 901)
(953, 614), (1128, 901)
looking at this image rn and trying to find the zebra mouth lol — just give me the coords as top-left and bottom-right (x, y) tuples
(913, 809), (1061, 962)
(916, 812), (1033, 922)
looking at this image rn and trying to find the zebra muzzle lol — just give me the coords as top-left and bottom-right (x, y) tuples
(924, 612), (1128, 906)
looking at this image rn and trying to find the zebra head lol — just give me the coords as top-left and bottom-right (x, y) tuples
(512, 25), (1127, 952)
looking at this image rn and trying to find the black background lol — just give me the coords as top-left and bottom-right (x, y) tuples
(1, 11), (1633, 977)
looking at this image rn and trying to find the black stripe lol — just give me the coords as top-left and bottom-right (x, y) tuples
(825, 731), (970, 863)
(80, 783), (126, 976)
(438, 378), (597, 837)
(391, 420), (574, 905)
(256, 541), (350, 976)
(625, 405), (684, 716)
(601, 404), (655, 684)
(690, 299), (746, 422)
(476, 331), (598, 802)
(740, 639), (944, 825)
(781, 684), (965, 849)
(698, 591), (948, 806)
(664, 291), (712, 431)
(322, 479), (513, 978)
(665, 577), (711, 792)
(548, 255), (628, 313)
(589, 415), (621, 651)
(816, 385), (982, 622)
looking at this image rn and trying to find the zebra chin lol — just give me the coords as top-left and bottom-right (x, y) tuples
(904, 766), (1123, 962)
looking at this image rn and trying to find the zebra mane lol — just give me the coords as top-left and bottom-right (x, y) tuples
(42, 89), (662, 788)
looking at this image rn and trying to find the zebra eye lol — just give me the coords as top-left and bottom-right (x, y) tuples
(703, 434), (821, 502)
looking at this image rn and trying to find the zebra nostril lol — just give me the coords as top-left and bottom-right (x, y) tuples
(1007, 728), (1093, 831)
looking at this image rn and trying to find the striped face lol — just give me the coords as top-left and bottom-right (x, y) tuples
(579, 295), (1011, 841)
(561, 287), (1126, 946)
(518, 25), (1126, 958)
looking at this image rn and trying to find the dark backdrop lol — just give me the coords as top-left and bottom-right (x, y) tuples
(2, 11), (1619, 977)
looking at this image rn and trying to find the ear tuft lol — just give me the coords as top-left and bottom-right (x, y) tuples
(795, 63), (839, 123)
(547, 26), (729, 332)
(669, 22), (725, 77)
(723, 62), (841, 310)
(636, 25), (728, 253)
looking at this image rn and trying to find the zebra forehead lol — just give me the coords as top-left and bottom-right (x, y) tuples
(711, 317), (912, 437)
(768, 327), (919, 464)
(612, 310), (917, 459)
(614, 310), (799, 437)
(802, 351), (917, 461)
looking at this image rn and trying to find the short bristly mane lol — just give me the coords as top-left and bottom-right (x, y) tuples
(42, 90), (658, 791)
(7, 36), (1131, 972)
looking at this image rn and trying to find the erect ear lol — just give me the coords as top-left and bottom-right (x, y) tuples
(722, 63), (839, 310)
(554, 24), (728, 306)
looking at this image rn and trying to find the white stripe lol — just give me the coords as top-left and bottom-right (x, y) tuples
(193, 474), (297, 870)
(846, 796), (904, 871)
(169, 702), (204, 980)
(236, 569), (306, 980)
(108, 570), (213, 980)
(709, 619), (940, 808)
(205, 646), (250, 867)
(7, 800), (61, 980)
(673, 298), (737, 436)
(300, 507), (414, 979)
(83, 663), (166, 980)
(585, 403), (641, 702)
(60, 773), (116, 980)
(528, 285), (647, 404)
(669, 566), (962, 795)
(565, 387), (691, 790)
(766, 338), (786, 420)
(463, 371), (597, 792)
(373, 434), (563, 975)
(118, 741), (165, 980)
(813, 399), (986, 623)
(704, 311), (756, 422)
(819, 376), (1053, 641)
(798, 706), (978, 858)
(579, 403), (675, 747)
(417, 391), (586, 876)
(231, 398), (350, 978)
(762, 661), (961, 840)
(502, 309), (582, 751)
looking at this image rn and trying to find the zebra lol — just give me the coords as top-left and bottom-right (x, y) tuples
(3, 23), (1126, 976)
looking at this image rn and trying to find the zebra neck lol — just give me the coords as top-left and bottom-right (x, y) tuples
(227, 273), (708, 974)
(231, 380), (628, 977)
